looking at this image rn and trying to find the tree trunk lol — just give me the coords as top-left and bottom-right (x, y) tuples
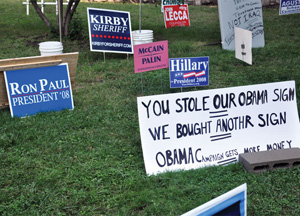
(30, 0), (52, 28)
(63, 0), (80, 37)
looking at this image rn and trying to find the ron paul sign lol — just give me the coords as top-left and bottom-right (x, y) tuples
(164, 4), (190, 28)
(4, 64), (74, 117)
(87, 7), (133, 54)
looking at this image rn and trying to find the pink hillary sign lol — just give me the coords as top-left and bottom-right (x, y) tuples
(134, 41), (169, 73)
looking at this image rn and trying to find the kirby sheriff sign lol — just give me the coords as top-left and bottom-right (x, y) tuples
(87, 8), (133, 54)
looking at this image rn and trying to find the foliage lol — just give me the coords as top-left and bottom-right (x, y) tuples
(1, 1), (300, 215)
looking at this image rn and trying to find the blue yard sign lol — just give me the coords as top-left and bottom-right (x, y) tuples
(169, 57), (209, 88)
(279, 0), (300, 15)
(87, 7), (133, 54)
(4, 63), (74, 117)
(182, 184), (247, 216)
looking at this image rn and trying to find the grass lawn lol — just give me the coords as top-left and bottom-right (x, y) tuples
(1, 0), (300, 215)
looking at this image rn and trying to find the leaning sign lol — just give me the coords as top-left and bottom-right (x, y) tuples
(4, 64), (74, 117)
(279, 0), (300, 15)
(217, 0), (265, 50)
(164, 4), (190, 29)
(87, 8), (133, 54)
(137, 81), (300, 175)
(182, 184), (247, 216)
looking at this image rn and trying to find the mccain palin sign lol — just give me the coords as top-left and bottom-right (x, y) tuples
(169, 57), (209, 88)
(87, 8), (133, 54)
(4, 64), (74, 117)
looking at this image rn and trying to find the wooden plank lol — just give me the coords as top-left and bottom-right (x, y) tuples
(0, 52), (79, 109)
(0, 60), (62, 71)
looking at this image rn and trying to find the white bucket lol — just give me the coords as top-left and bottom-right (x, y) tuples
(39, 41), (63, 56)
(132, 30), (153, 45)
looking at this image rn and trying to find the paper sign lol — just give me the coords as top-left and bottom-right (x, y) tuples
(217, 0), (265, 50)
(164, 5), (190, 29)
(4, 64), (74, 118)
(161, 0), (184, 12)
(169, 57), (209, 88)
(134, 41), (169, 73)
(137, 81), (300, 175)
(87, 7), (133, 54)
(235, 27), (252, 65)
(182, 184), (247, 216)
(279, 0), (300, 15)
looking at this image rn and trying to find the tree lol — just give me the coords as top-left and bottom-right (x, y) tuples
(30, 0), (81, 37)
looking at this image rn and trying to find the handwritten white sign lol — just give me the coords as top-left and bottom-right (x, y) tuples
(218, 0), (265, 50)
(137, 81), (300, 175)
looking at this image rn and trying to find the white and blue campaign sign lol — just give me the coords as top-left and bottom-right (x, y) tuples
(4, 63), (74, 117)
(182, 184), (247, 216)
(87, 7), (133, 54)
(279, 0), (300, 15)
(169, 57), (209, 88)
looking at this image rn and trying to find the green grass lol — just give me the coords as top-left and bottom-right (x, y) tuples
(1, 0), (300, 215)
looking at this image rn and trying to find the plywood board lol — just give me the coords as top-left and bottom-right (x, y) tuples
(0, 52), (79, 108)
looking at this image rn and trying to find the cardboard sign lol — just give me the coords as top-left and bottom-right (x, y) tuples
(164, 5), (190, 29)
(4, 63), (74, 117)
(279, 0), (300, 15)
(134, 41), (169, 73)
(218, 0), (265, 50)
(161, 0), (184, 12)
(235, 27), (252, 65)
(182, 184), (247, 216)
(169, 57), (209, 88)
(137, 81), (300, 175)
(87, 7), (133, 54)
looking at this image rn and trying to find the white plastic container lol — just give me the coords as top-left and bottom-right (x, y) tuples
(39, 41), (63, 56)
(132, 30), (153, 45)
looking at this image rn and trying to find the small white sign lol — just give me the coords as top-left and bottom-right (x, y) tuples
(235, 27), (252, 65)
(137, 81), (300, 175)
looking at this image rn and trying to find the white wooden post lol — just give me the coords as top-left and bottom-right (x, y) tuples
(26, 0), (29, 15)
(41, 0), (44, 13)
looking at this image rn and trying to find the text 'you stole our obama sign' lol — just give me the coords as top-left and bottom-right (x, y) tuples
(137, 81), (300, 175)
(164, 4), (190, 28)
(87, 8), (133, 54)
(4, 64), (74, 117)
(169, 57), (209, 88)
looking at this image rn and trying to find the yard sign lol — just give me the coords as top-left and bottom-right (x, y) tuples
(164, 4), (190, 29)
(182, 184), (247, 216)
(169, 57), (209, 88)
(137, 81), (300, 175)
(217, 0), (265, 50)
(87, 7), (133, 54)
(4, 63), (74, 117)
(161, 0), (184, 12)
(134, 41), (169, 73)
(279, 0), (300, 15)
